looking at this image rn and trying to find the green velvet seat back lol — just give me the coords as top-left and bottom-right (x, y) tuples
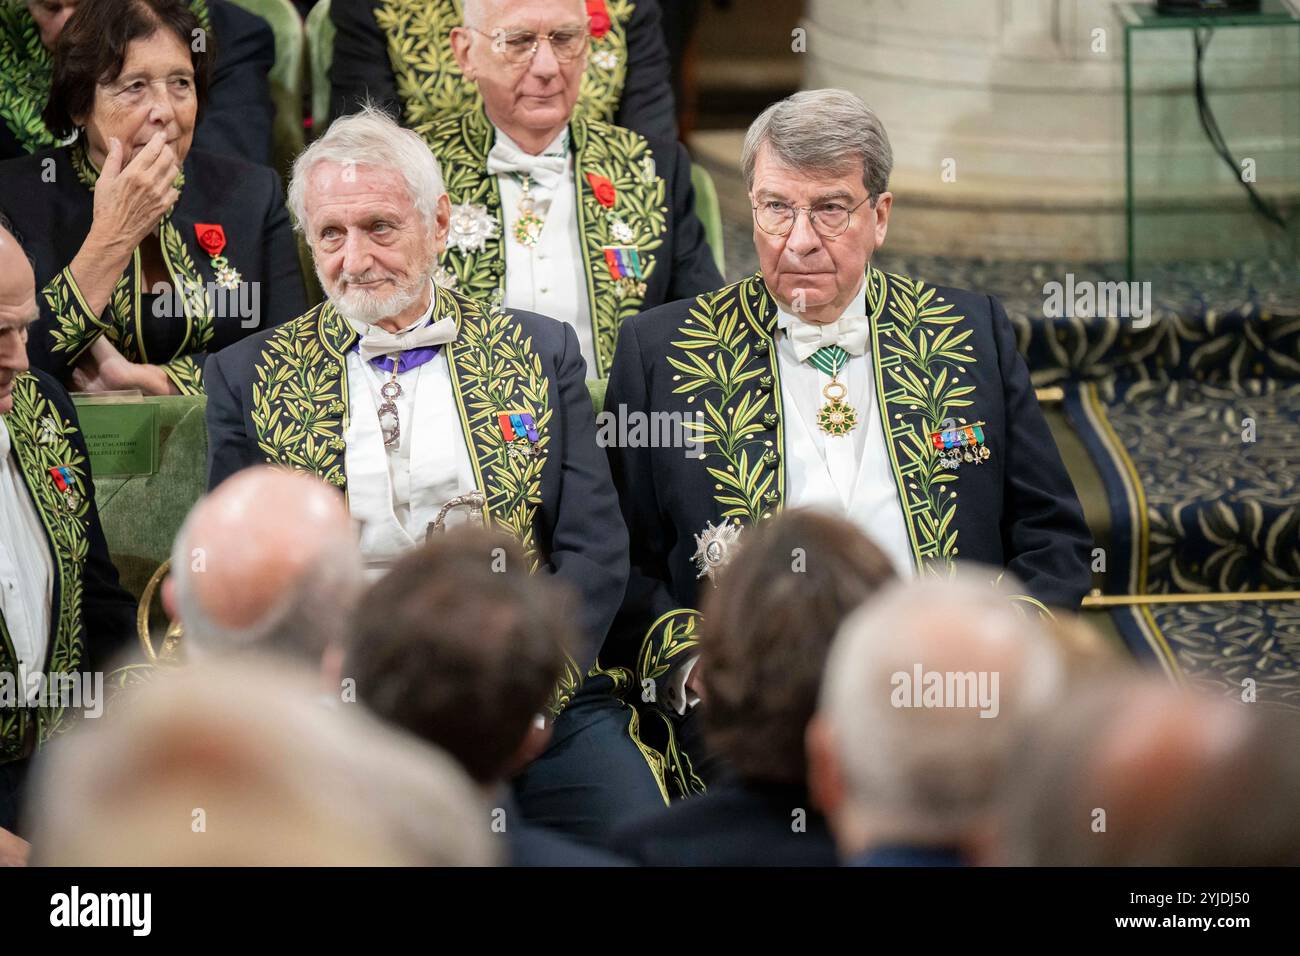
(305, 0), (336, 132)
(690, 163), (726, 278)
(78, 396), (209, 601)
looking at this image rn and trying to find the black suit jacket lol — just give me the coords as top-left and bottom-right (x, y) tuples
(0, 0), (274, 166)
(603, 268), (1093, 673)
(613, 781), (839, 866)
(199, 0), (277, 167)
(1, 369), (135, 765)
(0, 145), (306, 393)
(203, 288), (629, 673)
(328, 0), (676, 142)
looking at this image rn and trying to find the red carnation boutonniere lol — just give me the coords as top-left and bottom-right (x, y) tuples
(586, 172), (616, 209)
(586, 0), (612, 39)
(194, 223), (227, 258)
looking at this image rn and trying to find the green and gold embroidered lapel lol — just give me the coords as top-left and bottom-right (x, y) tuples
(667, 274), (785, 529)
(864, 265), (975, 565)
(443, 292), (552, 563)
(374, 0), (632, 133)
(0, 0), (210, 155)
(47, 140), (220, 395)
(249, 301), (354, 489)
(0, 374), (92, 759)
(666, 267), (977, 568)
(421, 107), (667, 377)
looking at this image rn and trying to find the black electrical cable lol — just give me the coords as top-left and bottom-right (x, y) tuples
(1192, 26), (1289, 230)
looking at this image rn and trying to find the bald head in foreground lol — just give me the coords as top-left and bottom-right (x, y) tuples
(168, 465), (363, 672)
(1001, 679), (1300, 866)
(807, 567), (1065, 867)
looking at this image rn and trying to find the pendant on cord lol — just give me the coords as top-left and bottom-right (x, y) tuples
(378, 363), (402, 448)
(816, 379), (859, 436)
(512, 174), (545, 247)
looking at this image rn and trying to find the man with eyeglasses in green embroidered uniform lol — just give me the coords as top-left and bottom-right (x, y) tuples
(402, 0), (721, 386)
(602, 89), (1094, 802)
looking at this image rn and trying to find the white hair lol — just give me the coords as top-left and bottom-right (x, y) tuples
(287, 104), (447, 236)
(742, 88), (893, 200)
(818, 565), (1065, 841)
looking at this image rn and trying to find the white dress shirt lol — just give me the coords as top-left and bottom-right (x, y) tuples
(343, 299), (478, 574)
(0, 415), (54, 702)
(774, 279), (916, 577)
(493, 127), (595, 375)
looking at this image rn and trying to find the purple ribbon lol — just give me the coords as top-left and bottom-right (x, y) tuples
(358, 344), (442, 375)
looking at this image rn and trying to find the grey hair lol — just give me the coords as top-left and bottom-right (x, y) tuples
(170, 508), (365, 663)
(287, 103), (446, 235)
(818, 565), (1065, 842)
(741, 88), (893, 201)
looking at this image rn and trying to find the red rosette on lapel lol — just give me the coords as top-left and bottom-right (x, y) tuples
(194, 223), (227, 258)
(586, 0), (612, 39)
(585, 172), (617, 208)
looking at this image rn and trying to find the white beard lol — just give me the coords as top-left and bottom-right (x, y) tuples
(321, 258), (434, 327)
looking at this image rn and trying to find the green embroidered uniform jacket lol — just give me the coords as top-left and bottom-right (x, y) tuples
(0, 0), (275, 164)
(328, 0), (677, 144)
(203, 285), (630, 689)
(1, 370), (135, 764)
(418, 104), (723, 379)
(603, 268), (1094, 685)
(0, 144), (307, 395)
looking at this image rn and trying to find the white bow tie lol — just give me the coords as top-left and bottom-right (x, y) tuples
(786, 314), (870, 363)
(349, 315), (459, 363)
(487, 138), (569, 193)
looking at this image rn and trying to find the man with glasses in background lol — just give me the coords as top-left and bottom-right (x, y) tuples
(330, 0), (678, 144)
(602, 89), (1093, 799)
(413, 0), (721, 381)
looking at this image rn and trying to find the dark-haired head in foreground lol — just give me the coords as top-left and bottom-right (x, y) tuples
(615, 509), (896, 866)
(345, 526), (628, 865)
(346, 526), (570, 786)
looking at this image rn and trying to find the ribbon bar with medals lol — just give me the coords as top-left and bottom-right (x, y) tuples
(499, 411), (541, 460)
(930, 421), (991, 469)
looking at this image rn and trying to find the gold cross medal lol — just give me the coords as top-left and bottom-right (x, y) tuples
(808, 345), (858, 436)
(512, 176), (545, 247)
(817, 380), (858, 436)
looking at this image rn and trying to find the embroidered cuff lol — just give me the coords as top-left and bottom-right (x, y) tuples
(161, 355), (204, 396)
(41, 267), (112, 363)
(638, 607), (702, 713)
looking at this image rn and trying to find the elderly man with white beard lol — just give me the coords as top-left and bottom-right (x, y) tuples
(204, 107), (668, 844)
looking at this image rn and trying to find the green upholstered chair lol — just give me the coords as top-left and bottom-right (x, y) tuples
(227, 0), (306, 176)
(690, 163), (725, 278)
(79, 396), (209, 605)
(305, 0), (336, 133)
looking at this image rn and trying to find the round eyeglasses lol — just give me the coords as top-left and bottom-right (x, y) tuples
(751, 195), (872, 238)
(474, 26), (590, 65)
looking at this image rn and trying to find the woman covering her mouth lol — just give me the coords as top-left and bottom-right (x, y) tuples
(0, 0), (306, 397)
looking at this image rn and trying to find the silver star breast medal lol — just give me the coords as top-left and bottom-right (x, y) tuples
(692, 520), (744, 583)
